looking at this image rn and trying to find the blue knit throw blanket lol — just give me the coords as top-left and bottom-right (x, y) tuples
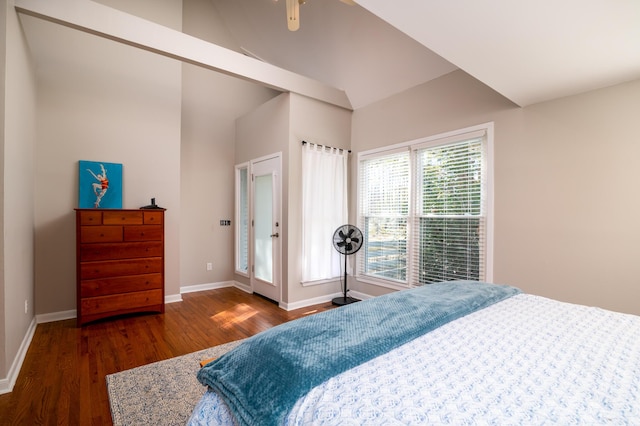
(197, 281), (521, 425)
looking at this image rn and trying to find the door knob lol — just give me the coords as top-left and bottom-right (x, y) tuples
(270, 232), (279, 238)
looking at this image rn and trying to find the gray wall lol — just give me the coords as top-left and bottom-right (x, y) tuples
(1, 0), (37, 384)
(235, 94), (291, 297)
(286, 94), (351, 305)
(180, 0), (277, 290)
(2, 0), (278, 387)
(26, 0), (277, 319)
(234, 92), (352, 305)
(31, 0), (183, 315)
(351, 70), (640, 316)
(3, 0), (639, 391)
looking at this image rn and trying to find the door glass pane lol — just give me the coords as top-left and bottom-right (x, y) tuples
(254, 174), (273, 283)
(236, 166), (249, 273)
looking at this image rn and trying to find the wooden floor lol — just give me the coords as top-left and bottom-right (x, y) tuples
(0, 287), (336, 425)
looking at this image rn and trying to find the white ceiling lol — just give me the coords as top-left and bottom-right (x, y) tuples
(211, 0), (640, 108)
(357, 0), (640, 107)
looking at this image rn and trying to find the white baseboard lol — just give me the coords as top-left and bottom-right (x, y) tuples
(36, 309), (76, 324)
(165, 293), (182, 304)
(280, 292), (343, 311)
(33, 281), (244, 323)
(31, 284), (374, 323)
(233, 281), (252, 293)
(0, 317), (37, 395)
(349, 290), (374, 301)
(180, 281), (236, 294)
(281, 290), (375, 311)
(34, 297), (184, 321)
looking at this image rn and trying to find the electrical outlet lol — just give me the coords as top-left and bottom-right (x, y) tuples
(206, 262), (213, 271)
(25, 300), (28, 314)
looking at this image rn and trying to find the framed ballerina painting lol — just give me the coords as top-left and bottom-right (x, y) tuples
(78, 160), (123, 209)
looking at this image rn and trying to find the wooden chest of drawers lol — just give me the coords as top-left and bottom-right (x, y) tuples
(75, 208), (165, 325)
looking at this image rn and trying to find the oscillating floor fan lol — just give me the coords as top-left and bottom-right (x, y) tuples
(332, 224), (363, 306)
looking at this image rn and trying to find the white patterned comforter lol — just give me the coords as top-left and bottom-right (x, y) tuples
(189, 294), (640, 425)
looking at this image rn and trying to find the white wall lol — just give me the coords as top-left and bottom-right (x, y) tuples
(235, 93), (291, 294)
(496, 79), (640, 314)
(31, 0), (183, 314)
(287, 94), (351, 304)
(1, 0), (278, 389)
(0, 0), (6, 379)
(351, 70), (640, 316)
(1, 0), (37, 387)
(180, 0), (277, 290)
(234, 93), (352, 305)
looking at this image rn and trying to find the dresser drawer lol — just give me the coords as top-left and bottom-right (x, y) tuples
(79, 241), (163, 261)
(80, 273), (162, 297)
(80, 226), (123, 243)
(124, 225), (163, 241)
(80, 289), (163, 316)
(103, 210), (144, 225)
(143, 211), (163, 225)
(80, 257), (163, 279)
(79, 210), (103, 225)
(76, 208), (165, 325)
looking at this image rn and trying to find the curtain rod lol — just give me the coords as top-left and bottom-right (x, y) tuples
(302, 140), (351, 153)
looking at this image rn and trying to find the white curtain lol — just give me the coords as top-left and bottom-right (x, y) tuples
(301, 142), (348, 283)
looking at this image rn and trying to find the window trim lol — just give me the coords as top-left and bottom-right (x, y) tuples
(356, 122), (494, 289)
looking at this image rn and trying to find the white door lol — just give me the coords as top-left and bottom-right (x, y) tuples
(251, 154), (281, 302)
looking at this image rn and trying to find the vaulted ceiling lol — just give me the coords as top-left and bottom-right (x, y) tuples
(16, 0), (640, 110)
(210, 0), (640, 108)
(206, 0), (458, 109)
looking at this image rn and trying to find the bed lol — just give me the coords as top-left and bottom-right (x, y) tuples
(189, 281), (640, 425)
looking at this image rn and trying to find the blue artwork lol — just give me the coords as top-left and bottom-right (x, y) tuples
(78, 160), (123, 209)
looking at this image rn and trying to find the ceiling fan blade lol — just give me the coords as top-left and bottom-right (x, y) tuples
(286, 0), (300, 31)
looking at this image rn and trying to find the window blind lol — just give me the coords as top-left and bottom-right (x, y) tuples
(358, 150), (410, 283)
(412, 137), (485, 284)
(357, 125), (491, 288)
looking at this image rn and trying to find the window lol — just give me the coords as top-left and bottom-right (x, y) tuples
(235, 164), (249, 275)
(359, 150), (410, 283)
(357, 124), (493, 288)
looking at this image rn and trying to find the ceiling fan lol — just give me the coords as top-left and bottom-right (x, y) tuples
(285, 0), (356, 31)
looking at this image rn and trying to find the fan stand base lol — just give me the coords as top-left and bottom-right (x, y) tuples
(331, 296), (359, 306)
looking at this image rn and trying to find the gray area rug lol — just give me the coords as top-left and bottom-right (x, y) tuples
(106, 340), (244, 426)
